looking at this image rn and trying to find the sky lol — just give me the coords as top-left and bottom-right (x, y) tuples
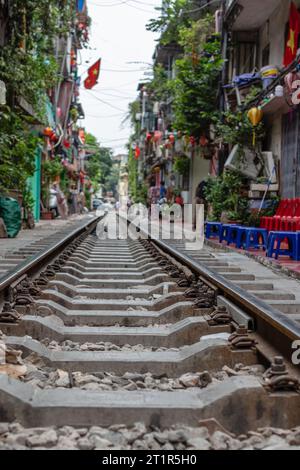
(78, 0), (162, 155)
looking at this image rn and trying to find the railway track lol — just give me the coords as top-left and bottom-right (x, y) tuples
(0, 214), (300, 450)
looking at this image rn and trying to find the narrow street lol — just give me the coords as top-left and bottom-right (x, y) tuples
(1, 0), (300, 459)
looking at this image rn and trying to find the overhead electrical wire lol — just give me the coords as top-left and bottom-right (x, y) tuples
(89, 0), (157, 13)
(83, 89), (129, 112)
(181, 0), (222, 15)
(84, 89), (136, 99)
(100, 137), (129, 143)
(85, 112), (126, 118)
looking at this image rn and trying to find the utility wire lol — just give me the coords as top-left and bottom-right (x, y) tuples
(181, 0), (222, 15)
(81, 87), (136, 99)
(89, 0), (157, 13)
(85, 113), (126, 118)
(83, 89), (128, 112)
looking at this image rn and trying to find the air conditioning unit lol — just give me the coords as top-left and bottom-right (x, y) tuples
(225, 145), (277, 182)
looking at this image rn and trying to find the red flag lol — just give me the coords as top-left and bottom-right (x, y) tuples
(134, 146), (141, 159)
(84, 59), (101, 89)
(284, 3), (300, 67)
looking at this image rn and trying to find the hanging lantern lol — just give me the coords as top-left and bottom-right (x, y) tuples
(154, 131), (162, 143)
(247, 107), (263, 147)
(43, 127), (53, 137)
(63, 139), (71, 149)
(200, 135), (209, 147)
(169, 134), (175, 144)
(247, 107), (263, 127)
(50, 133), (58, 143)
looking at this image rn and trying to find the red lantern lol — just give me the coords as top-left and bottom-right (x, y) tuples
(169, 134), (175, 144)
(50, 132), (58, 143)
(154, 131), (162, 143)
(43, 127), (53, 137)
(200, 135), (209, 147)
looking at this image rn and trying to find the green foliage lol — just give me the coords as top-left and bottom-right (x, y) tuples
(42, 158), (62, 180)
(0, 1), (75, 117)
(84, 133), (114, 194)
(214, 111), (265, 152)
(173, 156), (190, 175)
(0, 1), (87, 198)
(22, 185), (35, 212)
(171, 21), (223, 136)
(135, 184), (148, 205)
(205, 171), (249, 223)
(146, 0), (190, 45)
(146, 65), (171, 102)
(0, 109), (40, 193)
(128, 146), (138, 200)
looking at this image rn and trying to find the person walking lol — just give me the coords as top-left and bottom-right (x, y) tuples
(159, 181), (167, 200)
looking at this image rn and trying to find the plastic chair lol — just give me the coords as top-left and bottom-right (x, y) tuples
(280, 198), (300, 232)
(260, 199), (286, 229)
(205, 222), (223, 239)
(237, 227), (268, 250)
(267, 199), (294, 231)
(219, 224), (240, 244)
(267, 231), (300, 260)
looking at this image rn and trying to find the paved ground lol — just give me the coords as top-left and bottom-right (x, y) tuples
(0, 215), (94, 258)
(207, 237), (300, 279)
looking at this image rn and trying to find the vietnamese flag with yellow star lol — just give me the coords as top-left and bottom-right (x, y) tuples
(84, 59), (101, 89)
(284, 2), (300, 67)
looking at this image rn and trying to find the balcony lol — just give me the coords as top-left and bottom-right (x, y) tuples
(226, 0), (281, 31)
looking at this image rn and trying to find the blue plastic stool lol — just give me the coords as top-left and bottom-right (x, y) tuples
(237, 227), (268, 250)
(205, 222), (222, 239)
(267, 231), (300, 260)
(219, 224), (240, 244)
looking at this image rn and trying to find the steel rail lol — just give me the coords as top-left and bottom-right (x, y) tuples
(0, 216), (101, 294)
(155, 238), (300, 341)
(123, 215), (300, 358)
